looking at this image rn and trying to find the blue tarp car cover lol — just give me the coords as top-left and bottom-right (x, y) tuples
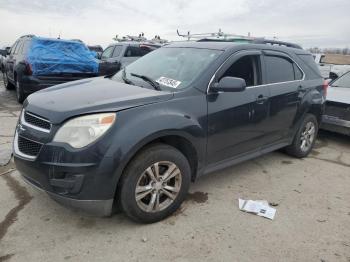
(27, 37), (99, 76)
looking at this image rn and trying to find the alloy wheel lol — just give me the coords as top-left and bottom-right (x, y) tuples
(135, 161), (182, 213)
(300, 121), (316, 152)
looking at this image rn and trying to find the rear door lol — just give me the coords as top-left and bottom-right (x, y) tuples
(207, 50), (270, 164)
(261, 50), (304, 144)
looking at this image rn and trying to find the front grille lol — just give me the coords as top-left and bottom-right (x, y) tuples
(18, 136), (42, 157)
(24, 112), (51, 131)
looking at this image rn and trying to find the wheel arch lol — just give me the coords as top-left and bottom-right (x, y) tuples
(112, 131), (201, 207)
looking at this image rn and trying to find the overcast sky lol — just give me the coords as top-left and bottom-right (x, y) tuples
(0, 0), (349, 49)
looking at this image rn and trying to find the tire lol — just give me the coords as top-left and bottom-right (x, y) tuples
(285, 114), (318, 158)
(3, 71), (14, 90)
(119, 143), (191, 223)
(15, 78), (26, 103)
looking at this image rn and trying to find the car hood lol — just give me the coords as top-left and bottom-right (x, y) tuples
(327, 86), (350, 104)
(25, 77), (173, 124)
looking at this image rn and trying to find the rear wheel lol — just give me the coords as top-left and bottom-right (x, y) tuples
(15, 78), (26, 103)
(119, 144), (191, 223)
(285, 114), (318, 158)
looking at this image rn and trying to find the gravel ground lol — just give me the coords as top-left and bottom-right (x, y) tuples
(0, 75), (349, 262)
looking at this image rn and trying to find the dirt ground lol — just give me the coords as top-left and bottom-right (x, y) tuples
(0, 75), (349, 262)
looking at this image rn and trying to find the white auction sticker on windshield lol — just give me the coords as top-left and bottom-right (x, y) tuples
(156, 77), (182, 88)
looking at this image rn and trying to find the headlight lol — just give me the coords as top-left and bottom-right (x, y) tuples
(53, 113), (116, 148)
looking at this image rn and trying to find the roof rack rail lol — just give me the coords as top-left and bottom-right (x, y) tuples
(177, 29), (256, 41)
(252, 39), (302, 49)
(113, 33), (168, 45)
(177, 29), (303, 49)
(113, 33), (147, 42)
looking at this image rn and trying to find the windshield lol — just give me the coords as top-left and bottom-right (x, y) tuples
(112, 47), (222, 90)
(331, 72), (350, 88)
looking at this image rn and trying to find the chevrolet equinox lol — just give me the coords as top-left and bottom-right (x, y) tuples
(13, 40), (326, 223)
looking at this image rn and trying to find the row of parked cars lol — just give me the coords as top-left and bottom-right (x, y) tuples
(2, 31), (350, 223)
(0, 34), (162, 102)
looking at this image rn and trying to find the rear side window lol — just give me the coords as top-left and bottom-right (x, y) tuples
(124, 46), (142, 57)
(22, 40), (32, 54)
(298, 54), (321, 77)
(10, 41), (19, 55)
(17, 41), (26, 54)
(139, 45), (153, 56)
(265, 55), (295, 83)
(112, 45), (122, 57)
(293, 64), (303, 80)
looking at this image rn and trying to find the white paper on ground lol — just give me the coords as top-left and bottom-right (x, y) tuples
(238, 198), (276, 220)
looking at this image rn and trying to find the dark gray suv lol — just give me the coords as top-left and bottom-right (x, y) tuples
(13, 40), (326, 223)
(100, 41), (161, 69)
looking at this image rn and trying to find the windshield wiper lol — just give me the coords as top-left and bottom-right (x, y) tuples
(122, 68), (135, 85)
(130, 73), (161, 91)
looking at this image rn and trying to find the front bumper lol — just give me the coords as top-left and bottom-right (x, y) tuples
(13, 115), (119, 216)
(321, 115), (350, 135)
(21, 174), (113, 216)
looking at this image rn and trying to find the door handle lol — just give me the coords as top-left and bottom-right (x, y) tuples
(256, 95), (268, 104)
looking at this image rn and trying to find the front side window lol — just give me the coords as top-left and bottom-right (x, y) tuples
(101, 46), (115, 59)
(113, 47), (223, 90)
(220, 55), (262, 87)
(331, 72), (350, 88)
(265, 55), (295, 83)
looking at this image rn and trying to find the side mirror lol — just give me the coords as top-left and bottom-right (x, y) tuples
(211, 77), (246, 92)
(0, 49), (7, 57)
(97, 52), (102, 59)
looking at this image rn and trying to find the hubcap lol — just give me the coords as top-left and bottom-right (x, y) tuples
(135, 161), (182, 213)
(300, 121), (316, 152)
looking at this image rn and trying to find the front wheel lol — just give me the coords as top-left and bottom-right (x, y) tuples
(119, 144), (191, 223)
(285, 114), (318, 158)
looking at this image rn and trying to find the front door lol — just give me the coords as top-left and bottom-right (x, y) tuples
(207, 50), (270, 165)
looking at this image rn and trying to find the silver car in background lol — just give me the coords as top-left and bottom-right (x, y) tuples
(322, 71), (350, 135)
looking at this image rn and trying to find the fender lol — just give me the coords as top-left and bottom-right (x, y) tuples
(105, 93), (208, 191)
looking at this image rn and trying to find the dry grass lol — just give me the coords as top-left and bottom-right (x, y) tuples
(323, 54), (350, 65)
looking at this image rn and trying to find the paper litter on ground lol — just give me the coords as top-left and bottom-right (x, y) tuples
(238, 198), (276, 220)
